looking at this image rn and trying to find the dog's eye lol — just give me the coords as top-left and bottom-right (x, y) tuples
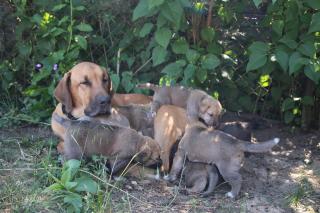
(80, 80), (91, 86)
(102, 78), (108, 84)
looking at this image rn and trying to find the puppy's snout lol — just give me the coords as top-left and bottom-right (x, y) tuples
(97, 95), (111, 105)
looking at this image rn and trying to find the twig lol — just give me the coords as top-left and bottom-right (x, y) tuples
(66, 0), (73, 53)
(133, 58), (152, 76)
(116, 48), (121, 76)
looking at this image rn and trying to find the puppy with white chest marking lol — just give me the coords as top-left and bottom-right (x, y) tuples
(168, 123), (279, 199)
(52, 113), (161, 175)
(137, 83), (222, 127)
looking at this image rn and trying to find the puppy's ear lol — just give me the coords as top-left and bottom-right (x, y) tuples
(199, 97), (210, 113)
(54, 72), (73, 113)
(137, 144), (151, 163)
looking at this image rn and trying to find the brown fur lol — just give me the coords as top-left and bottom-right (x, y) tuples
(169, 123), (279, 199)
(112, 93), (152, 106)
(137, 83), (222, 127)
(52, 113), (161, 174)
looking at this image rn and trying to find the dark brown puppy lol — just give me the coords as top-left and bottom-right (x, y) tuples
(169, 123), (279, 199)
(52, 113), (161, 174)
(137, 83), (222, 127)
(183, 121), (252, 196)
(112, 93), (152, 106)
(114, 104), (154, 137)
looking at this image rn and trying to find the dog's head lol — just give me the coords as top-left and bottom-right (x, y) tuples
(54, 62), (113, 117)
(137, 138), (161, 167)
(198, 96), (223, 127)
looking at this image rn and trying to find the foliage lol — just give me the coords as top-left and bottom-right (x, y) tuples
(0, 0), (319, 128)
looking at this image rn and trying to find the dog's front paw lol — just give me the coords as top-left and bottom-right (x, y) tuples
(225, 192), (235, 199)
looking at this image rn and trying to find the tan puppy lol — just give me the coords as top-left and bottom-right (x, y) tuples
(183, 121), (252, 196)
(154, 105), (188, 176)
(52, 113), (161, 174)
(115, 104), (154, 137)
(169, 123), (279, 199)
(112, 93), (152, 106)
(137, 83), (222, 127)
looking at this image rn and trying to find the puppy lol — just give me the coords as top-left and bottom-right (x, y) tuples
(115, 104), (154, 137)
(112, 93), (152, 106)
(52, 113), (161, 174)
(137, 83), (222, 127)
(183, 121), (252, 196)
(169, 123), (279, 199)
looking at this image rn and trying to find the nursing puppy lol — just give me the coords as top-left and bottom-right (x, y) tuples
(137, 83), (222, 127)
(115, 104), (154, 137)
(52, 113), (161, 174)
(183, 121), (252, 196)
(169, 123), (279, 199)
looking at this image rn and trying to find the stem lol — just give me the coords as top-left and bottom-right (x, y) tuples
(66, 0), (73, 53)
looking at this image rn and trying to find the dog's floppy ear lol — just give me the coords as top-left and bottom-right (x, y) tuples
(136, 143), (151, 163)
(103, 68), (114, 97)
(54, 72), (73, 113)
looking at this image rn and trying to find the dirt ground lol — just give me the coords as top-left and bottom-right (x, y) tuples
(0, 121), (319, 212)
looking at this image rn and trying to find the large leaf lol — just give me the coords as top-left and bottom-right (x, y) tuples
(201, 54), (220, 71)
(75, 35), (87, 50)
(308, 12), (320, 33)
(246, 42), (269, 71)
(252, 0), (262, 7)
(200, 27), (215, 43)
(132, 0), (149, 21)
(272, 20), (284, 36)
(152, 46), (168, 66)
(64, 193), (82, 213)
(160, 0), (183, 28)
(306, 0), (320, 9)
(121, 72), (134, 92)
(75, 176), (99, 194)
(248, 42), (269, 53)
(288, 52), (309, 75)
(186, 49), (200, 64)
(304, 63), (320, 84)
(139, 23), (153, 38)
(297, 42), (316, 58)
(278, 37), (298, 49)
(172, 38), (189, 54)
(110, 74), (120, 92)
(281, 98), (295, 112)
(155, 27), (172, 48)
(61, 160), (81, 184)
(148, 0), (165, 9)
(196, 68), (207, 83)
(161, 60), (186, 78)
(275, 49), (289, 71)
(183, 64), (196, 81)
(75, 23), (93, 32)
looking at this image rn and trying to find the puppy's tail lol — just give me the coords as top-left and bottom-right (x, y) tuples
(52, 113), (72, 128)
(240, 138), (279, 153)
(136, 83), (160, 92)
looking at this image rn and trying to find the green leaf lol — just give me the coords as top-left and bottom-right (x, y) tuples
(275, 49), (289, 71)
(306, 0), (320, 9)
(302, 96), (314, 106)
(46, 183), (63, 191)
(196, 68), (207, 83)
(64, 193), (82, 212)
(288, 52), (308, 75)
(252, 0), (262, 7)
(201, 54), (220, 70)
(74, 177), (99, 194)
(281, 98), (295, 112)
(75, 23), (93, 32)
(121, 72), (134, 92)
(248, 42), (269, 53)
(297, 42), (316, 58)
(304, 63), (320, 84)
(62, 160), (81, 183)
(160, 0), (183, 28)
(110, 74), (120, 92)
(74, 6), (85, 11)
(284, 111), (294, 124)
(18, 44), (32, 57)
(161, 60), (186, 78)
(172, 38), (189, 54)
(246, 54), (267, 72)
(186, 49), (200, 64)
(65, 181), (78, 190)
(52, 4), (66, 12)
(156, 13), (167, 28)
(272, 20), (284, 36)
(152, 46), (167, 66)
(200, 27), (215, 43)
(139, 23), (153, 38)
(279, 37), (298, 49)
(32, 69), (51, 85)
(133, 0), (150, 21)
(183, 64), (196, 80)
(75, 35), (87, 50)
(148, 0), (165, 9)
(155, 27), (172, 48)
(308, 12), (320, 33)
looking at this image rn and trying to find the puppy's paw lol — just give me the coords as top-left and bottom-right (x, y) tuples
(225, 192), (235, 199)
(163, 174), (170, 181)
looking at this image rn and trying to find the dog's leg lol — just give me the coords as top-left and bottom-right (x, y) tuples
(217, 162), (242, 199)
(186, 176), (207, 194)
(201, 166), (219, 197)
(161, 145), (172, 179)
(108, 158), (131, 176)
(168, 148), (186, 182)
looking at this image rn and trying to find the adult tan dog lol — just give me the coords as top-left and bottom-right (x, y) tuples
(168, 123), (279, 199)
(111, 94), (152, 106)
(51, 62), (153, 153)
(137, 83), (223, 127)
(52, 113), (161, 174)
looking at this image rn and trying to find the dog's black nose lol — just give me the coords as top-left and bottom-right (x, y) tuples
(97, 95), (111, 105)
